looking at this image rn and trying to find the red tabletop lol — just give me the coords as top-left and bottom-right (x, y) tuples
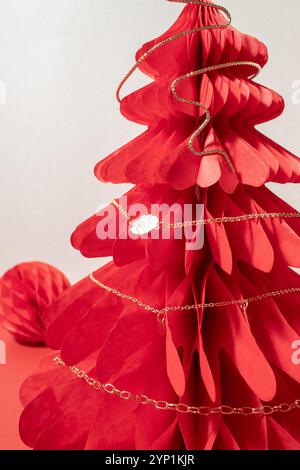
(0, 325), (49, 450)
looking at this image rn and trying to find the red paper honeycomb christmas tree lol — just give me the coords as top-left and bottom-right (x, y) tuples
(11, 0), (300, 449)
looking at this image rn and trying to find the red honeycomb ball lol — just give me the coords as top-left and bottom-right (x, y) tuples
(0, 262), (70, 344)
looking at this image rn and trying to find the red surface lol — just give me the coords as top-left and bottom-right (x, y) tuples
(0, 325), (49, 450)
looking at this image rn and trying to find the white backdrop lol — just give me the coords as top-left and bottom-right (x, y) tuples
(0, 0), (300, 283)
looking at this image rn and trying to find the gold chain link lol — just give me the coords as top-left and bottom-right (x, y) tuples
(53, 356), (300, 417)
(116, 0), (262, 172)
(112, 199), (132, 222)
(112, 199), (300, 229)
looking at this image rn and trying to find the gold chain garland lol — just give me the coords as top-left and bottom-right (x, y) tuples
(116, 0), (261, 172)
(53, 356), (300, 417)
(89, 272), (300, 326)
(112, 198), (300, 230)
